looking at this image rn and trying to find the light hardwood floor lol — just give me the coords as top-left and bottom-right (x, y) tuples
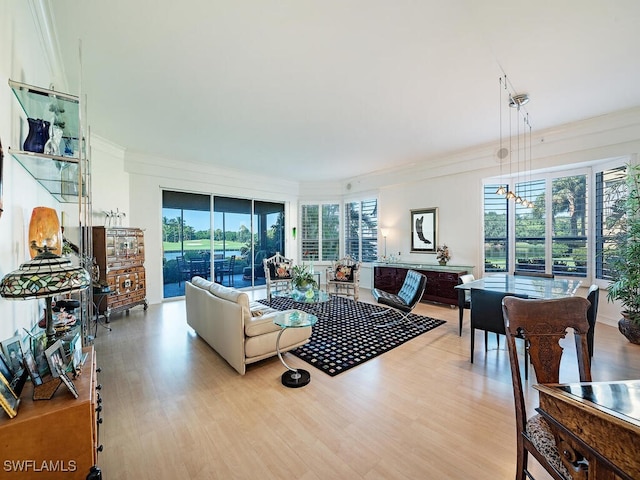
(93, 289), (640, 479)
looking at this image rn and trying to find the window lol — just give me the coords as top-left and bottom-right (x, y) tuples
(514, 179), (546, 274)
(484, 163), (627, 279)
(301, 203), (340, 262)
(551, 174), (587, 277)
(162, 191), (212, 298)
(301, 204), (319, 261)
(596, 166), (627, 280)
(484, 184), (509, 272)
(345, 199), (378, 262)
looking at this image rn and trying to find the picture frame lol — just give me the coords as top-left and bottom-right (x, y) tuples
(44, 340), (68, 379)
(0, 353), (12, 382)
(1, 335), (24, 375)
(30, 330), (50, 377)
(57, 370), (78, 399)
(410, 207), (438, 253)
(0, 370), (20, 418)
(22, 351), (43, 387)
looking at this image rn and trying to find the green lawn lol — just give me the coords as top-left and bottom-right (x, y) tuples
(163, 239), (245, 252)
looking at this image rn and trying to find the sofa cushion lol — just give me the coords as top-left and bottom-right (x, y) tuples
(245, 312), (281, 337)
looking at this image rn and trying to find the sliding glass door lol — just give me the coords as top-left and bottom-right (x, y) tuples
(162, 190), (286, 298)
(162, 191), (212, 298)
(213, 197), (285, 288)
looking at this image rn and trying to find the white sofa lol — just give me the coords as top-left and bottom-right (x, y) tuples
(185, 276), (312, 374)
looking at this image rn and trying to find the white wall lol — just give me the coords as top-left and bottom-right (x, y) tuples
(125, 151), (300, 305)
(343, 108), (640, 327)
(0, 1), (72, 341)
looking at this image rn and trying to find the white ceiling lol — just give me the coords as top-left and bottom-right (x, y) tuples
(47, 0), (640, 183)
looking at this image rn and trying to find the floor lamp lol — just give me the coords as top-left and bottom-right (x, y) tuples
(0, 247), (91, 345)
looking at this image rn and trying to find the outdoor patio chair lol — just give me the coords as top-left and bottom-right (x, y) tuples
(218, 255), (236, 287)
(176, 256), (193, 286)
(502, 296), (592, 480)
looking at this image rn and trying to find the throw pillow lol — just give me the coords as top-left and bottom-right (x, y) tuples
(335, 265), (353, 282)
(275, 263), (291, 279)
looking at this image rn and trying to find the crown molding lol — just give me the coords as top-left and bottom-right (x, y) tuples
(28, 0), (68, 92)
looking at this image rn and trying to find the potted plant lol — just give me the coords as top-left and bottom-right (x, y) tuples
(606, 163), (640, 344)
(291, 264), (318, 291)
(436, 244), (451, 266)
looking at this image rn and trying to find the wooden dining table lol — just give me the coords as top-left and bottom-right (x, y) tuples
(535, 380), (640, 480)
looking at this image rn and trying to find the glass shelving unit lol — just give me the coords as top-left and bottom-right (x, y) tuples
(7, 79), (86, 203)
(8, 78), (94, 345)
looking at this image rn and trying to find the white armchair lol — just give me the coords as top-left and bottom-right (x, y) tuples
(326, 255), (361, 301)
(263, 252), (294, 301)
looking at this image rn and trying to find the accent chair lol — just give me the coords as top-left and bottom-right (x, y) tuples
(325, 255), (361, 301)
(263, 252), (294, 301)
(371, 269), (427, 327)
(502, 296), (592, 480)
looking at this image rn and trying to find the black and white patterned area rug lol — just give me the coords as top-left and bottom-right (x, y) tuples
(259, 296), (446, 376)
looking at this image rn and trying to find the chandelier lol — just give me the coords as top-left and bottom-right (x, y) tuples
(495, 75), (534, 208)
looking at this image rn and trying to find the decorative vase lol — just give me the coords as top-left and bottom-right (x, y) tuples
(44, 125), (63, 156)
(23, 118), (50, 153)
(618, 314), (640, 345)
(439, 260), (447, 266)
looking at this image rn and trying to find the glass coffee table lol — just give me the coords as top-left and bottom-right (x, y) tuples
(272, 288), (331, 316)
(273, 310), (318, 388)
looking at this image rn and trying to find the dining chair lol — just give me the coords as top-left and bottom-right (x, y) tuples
(457, 273), (475, 336)
(502, 296), (592, 480)
(372, 269), (426, 327)
(470, 289), (528, 365)
(586, 284), (600, 358)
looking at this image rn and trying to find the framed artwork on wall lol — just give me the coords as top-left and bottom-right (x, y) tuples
(410, 207), (438, 253)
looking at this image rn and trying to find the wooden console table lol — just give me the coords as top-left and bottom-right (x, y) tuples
(535, 380), (640, 480)
(373, 263), (473, 306)
(0, 346), (102, 479)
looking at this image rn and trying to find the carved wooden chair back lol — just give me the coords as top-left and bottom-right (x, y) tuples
(501, 296), (592, 480)
(326, 255), (362, 301)
(263, 252), (294, 300)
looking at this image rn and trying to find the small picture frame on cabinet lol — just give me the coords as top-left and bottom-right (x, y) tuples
(0, 370), (20, 418)
(54, 363), (78, 399)
(1, 335), (24, 375)
(44, 340), (68, 378)
(23, 351), (43, 387)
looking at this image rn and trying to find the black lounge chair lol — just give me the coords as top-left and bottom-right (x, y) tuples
(371, 269), (427, 327)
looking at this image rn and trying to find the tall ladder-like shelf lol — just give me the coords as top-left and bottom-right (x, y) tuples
(7, 79), (94, 345)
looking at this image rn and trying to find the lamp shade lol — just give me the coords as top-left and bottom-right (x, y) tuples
(0, 249), (91, 300)
(28, 206), (63, 258)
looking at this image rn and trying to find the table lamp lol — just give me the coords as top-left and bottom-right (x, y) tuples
(0, 247), (91, 345)
(28, 206), (63, 258)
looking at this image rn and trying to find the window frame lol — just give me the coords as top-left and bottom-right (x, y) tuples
(483, 159), (631, 284)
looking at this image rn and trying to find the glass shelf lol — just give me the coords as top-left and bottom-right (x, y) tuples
(8, 79), (86, 202)
(9, 79), (80, 147)
(8, 148), (86, 203)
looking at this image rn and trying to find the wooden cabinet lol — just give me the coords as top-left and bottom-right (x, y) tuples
(0, 347), (101, 479)
(374, 264), (469, 306)
(93, 227), (148, 318)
